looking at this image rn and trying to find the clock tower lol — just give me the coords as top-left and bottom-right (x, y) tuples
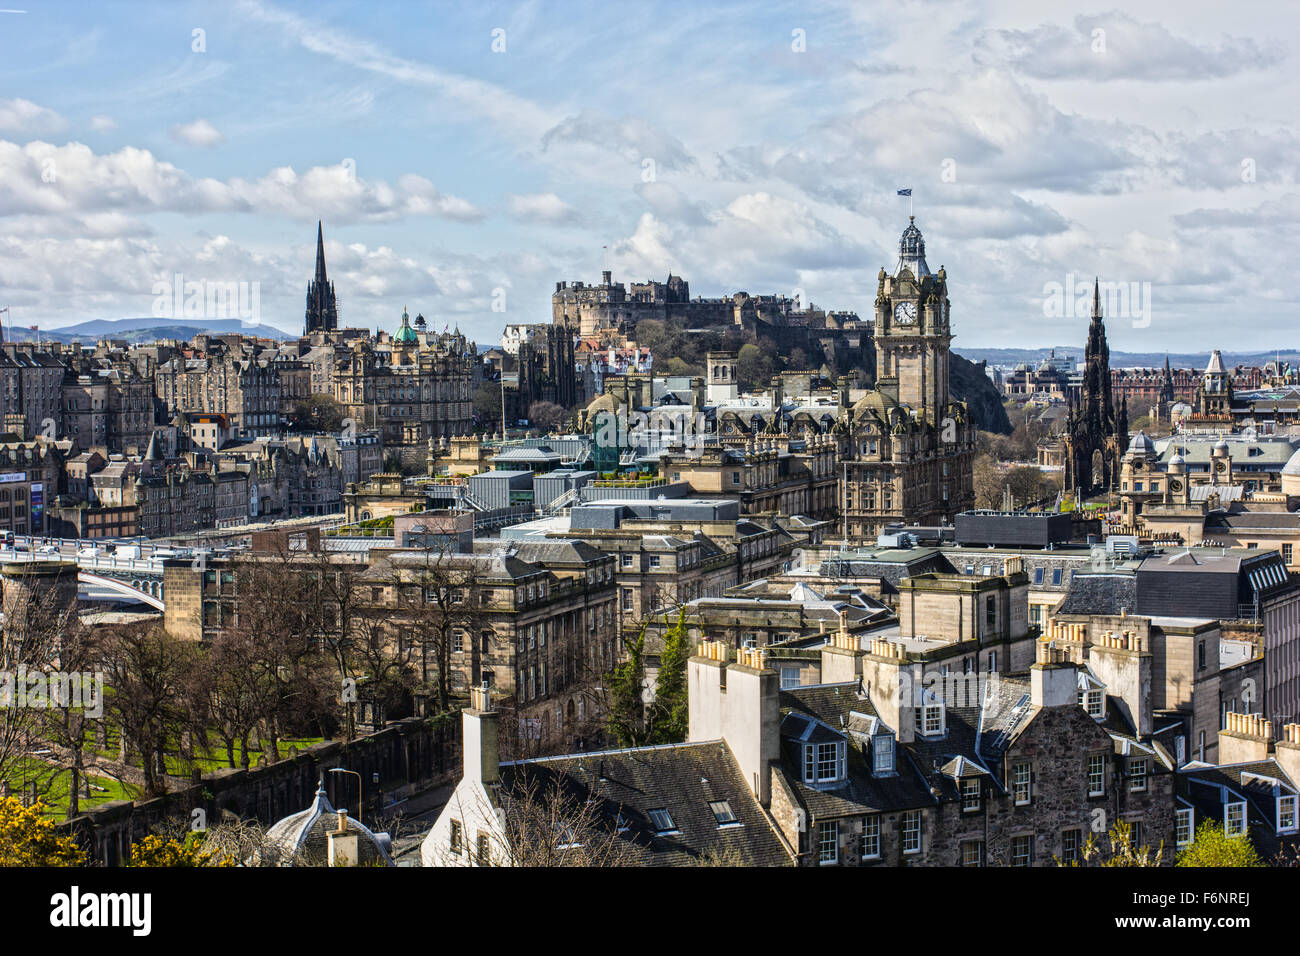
(873, 217), (951, 422)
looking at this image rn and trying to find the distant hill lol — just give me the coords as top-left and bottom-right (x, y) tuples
(9, 317), (298, 344)
(961, 346), (1300, 370)
(951, 352), (1012, 435)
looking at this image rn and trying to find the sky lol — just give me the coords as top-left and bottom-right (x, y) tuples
(0, 0), (1296, 353)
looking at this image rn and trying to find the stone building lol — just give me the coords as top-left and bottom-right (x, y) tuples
(839, 218), (977, 539)
(313, 311), (475, 464)
(0, 436), (63, 535)
(0, 345), (66, 441)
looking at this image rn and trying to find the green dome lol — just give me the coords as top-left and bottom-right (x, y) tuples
(393, 306), (418, 345)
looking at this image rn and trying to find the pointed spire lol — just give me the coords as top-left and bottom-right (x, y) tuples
(315, 221), (328, 284)
(1091, 276), (1102, 318)
(305, 221), (338, 334)
(144, 430), (164, 462)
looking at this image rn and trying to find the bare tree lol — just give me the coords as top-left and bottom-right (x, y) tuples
(100, 623), (197, 798)
(492, 773), (639, 867)
(0, 564), (103, 817)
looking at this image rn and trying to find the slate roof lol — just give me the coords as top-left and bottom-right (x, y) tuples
(1179, 759), (1300, 859)
(498, 740), (793, 866)
(1055, 572), (1138, 616)
(776, 683), (939, 819)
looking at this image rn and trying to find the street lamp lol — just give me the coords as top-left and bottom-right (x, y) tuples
(327, 767), (362, 825)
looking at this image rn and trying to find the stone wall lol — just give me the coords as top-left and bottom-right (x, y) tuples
(58, 717), (456, 866)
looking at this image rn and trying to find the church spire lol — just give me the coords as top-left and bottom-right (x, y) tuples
(305, 221), (338, 334)
(314, 220), (328, 286)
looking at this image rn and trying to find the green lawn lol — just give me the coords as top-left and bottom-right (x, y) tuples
(3, 756), (139, 820)
(79, 724), (325, 776)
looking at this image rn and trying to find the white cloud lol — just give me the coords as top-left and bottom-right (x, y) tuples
(89, 115), (116, 132)
(974, 12), (1286, 82)
(0, 98), (64, 133)
(0, 141), (482, 224)
(506, 192), (579, 224)
(170, 119), (225, 148)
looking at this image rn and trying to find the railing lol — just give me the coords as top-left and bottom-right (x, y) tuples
(591, 477), (667, 489)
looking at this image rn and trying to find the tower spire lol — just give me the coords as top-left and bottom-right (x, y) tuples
(315, 220), (328, 284)
(305, 221), (338, 334)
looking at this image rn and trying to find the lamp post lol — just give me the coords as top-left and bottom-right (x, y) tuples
(328, 767), (363, 825)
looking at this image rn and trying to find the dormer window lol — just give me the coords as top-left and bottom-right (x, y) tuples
(803, 741), (846, 785)
(1128, 758), (1148, 793)
(1224, 800), (1247, 838)
(872, 732), (895, 775)
(915, 689), (945, 737)
(1279, 795), (1297, 833)
(1077, 685), (1104, 720)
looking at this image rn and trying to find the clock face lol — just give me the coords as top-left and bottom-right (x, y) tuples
(894, 301), (917, 325)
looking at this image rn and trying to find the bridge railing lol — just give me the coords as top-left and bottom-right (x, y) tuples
(80, 557), (163, 574)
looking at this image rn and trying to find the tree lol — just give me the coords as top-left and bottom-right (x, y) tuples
(490, 774), (639, 867)
(736, 343), (774, 392)
(606, 609), (689, 748)
(394, 543), (489, 716)
(527, 400), (566, 433)
(1057, 820), (1163, 867)
(187, 628), (280, 769)
(973, 453), (1003, 510)
(291, 394), (346, 433)
(0, 565), (80, 799)
(648, 608), (690, 744)
(100, 624), (197, 798)
(1176, 821), (1264, 867)
(473, 380), (503, 434)
(126, 831), (234, 867)
(606, 624), (649, 748)
(0, 797), (84, 866)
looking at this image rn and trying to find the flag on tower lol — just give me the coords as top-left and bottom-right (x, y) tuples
(896, 188), (912, 196)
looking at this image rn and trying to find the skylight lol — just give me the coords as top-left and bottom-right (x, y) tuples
(709, 800), (738, 826)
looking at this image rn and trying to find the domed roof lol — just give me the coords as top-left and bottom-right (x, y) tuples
(1283, 448), (1300, 477)
(259, 776), (394, 867)
(393, 306), (419, 345)
(1126, 430), (1155, 457)
(852, 389), (900, 419)
(1169, 451), (1185, 466)
(586, 392), (618, 414)
(1213, 438), (1230, 453)
(894, 217), (932, 277)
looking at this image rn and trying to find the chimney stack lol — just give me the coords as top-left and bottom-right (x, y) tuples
(1218, 711), (1273, 765)
(462, 683), (499, 786)
(687, 641), (779, 804)
(1276, 723), (1300, 784)
(1031, 640), (1078, 708)
(327, 809), (359, 867)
